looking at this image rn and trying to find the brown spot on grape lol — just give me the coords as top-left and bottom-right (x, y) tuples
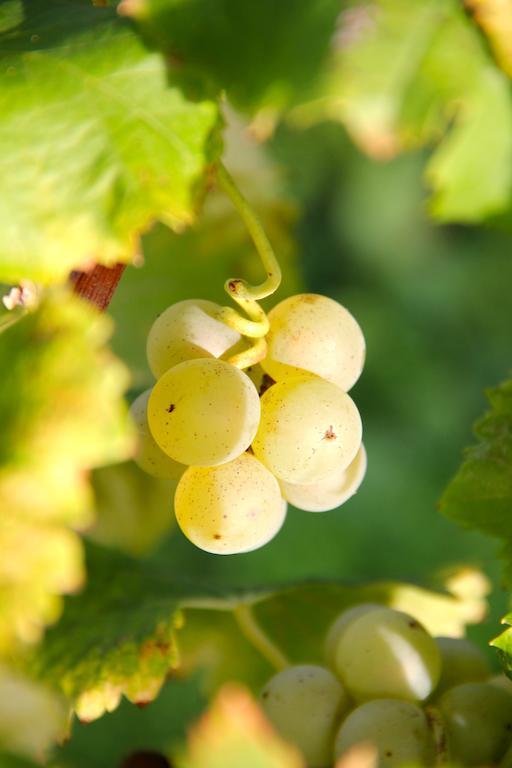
(323, 425), (337, 440)
(166, 404), (175, 413)
(385, 751), (393, 758)
(214, 534), (221, 540)
(408, 619), (420, 629)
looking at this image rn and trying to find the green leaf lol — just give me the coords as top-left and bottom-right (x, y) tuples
(0, 0), (221, 285)
(126, 0), (340, 113)
(439, 378), (512, 543)
(177, 685), (303, 768)
(492, 614), (512, 677)
(30, 544), (487, 723)
(0, 290), (133, 654)
(440, 378), (512, 673)
(321, 0), (512, 222)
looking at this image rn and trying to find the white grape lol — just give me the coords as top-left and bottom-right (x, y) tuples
(252, 375), (362, 484)
(324, 602), (382, 670)
(146, 299), (240, 378)
(334, 699), (435, 767)
(438, 682), (512, 765)
(260, 664), (350, 768)
(262, 293), (365, 391)
(174, 453), (286, 554)
(434, 636), (490, 694)
(129, 390), (185, 480)
(148, 358), (260, 467)
(280, 443), (367, 512)
(332, 606), (441, 702)
(488, 673), (512, 695)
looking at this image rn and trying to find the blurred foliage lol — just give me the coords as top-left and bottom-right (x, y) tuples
(469, 0), (512, 78)
(0, 291), (132, 655)
(310, 0), (512, 223)
(127, 0), (340, 113)
(32, 542), (486, 730)
(0, 0), (221, 284)
(176, 684), (303, 768)
(0, 666), (66, 763)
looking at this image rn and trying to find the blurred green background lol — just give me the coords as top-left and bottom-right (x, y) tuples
(58, 117), (512, 767)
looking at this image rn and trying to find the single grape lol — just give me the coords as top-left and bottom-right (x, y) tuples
(129, 390), (185, 480)
(438, 682), (512, 765)
(146, 299), (240, 378)
(262, 293), (365, 391)
(488, 674), (512, 695)
(148, 358), (260, 467)
(334, 699), (435, 767)
(260, 664), (350, 768)
(252, 375), (362, 484)
(324, 602), (382, 671)
(174, 453), (287, 554)
(332, 606), (441, 702)
(434, 636), (490, 694)
(280, 443), (367, 512)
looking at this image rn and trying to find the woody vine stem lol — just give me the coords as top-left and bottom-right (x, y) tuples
(216, 162), (282, 370)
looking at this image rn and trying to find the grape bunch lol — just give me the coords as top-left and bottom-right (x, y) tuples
(260, 604), (512, 767)
(130, 293), (366, 554)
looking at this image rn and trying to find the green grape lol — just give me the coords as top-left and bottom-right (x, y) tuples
(438, 682), (512, 765)
(174, 453), (286, 554)
(434, 636), (490, 694)
(260, 664), (350, 768)
(252, 375), (362, 484)
(262, 294), (365, 391)
(148, 358), (260, 467)
(334, 699), (435, 767)
(280, 443), (367, 512)
(129, 390), (185, 480)
(489, 674), (512, 695)
(332, 606), (441, 702)
(324, 602), (382, 671)
(146, 299), (240, 378)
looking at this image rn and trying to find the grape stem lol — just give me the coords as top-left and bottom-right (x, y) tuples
(215, 162), (282, 369)
(233, 603), (288, 671)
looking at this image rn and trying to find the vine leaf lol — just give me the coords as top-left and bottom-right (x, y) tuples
(125, 0), (341, 114)
(322, 0), (512, 222)
(0, 0), (221, 285)
(440, 377), (512, 673)
(0, 290), (133, 655)
(440, 379), (512, 543)
(179, 684), (303, 768)
(29, 543), (487, 723)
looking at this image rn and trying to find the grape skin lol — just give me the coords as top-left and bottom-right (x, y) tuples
(334, 699), (435, 767)
(434, 636), (490, 694)
(260, 664), (350, 768)
(438, 682), (512, 765)
(148, 358), (260, 467)
(324, 602), (382, 671)
(332, 606), (441, 702)
(174, 453), (286, 554)
(129, 390), (185, 480)
(252, 375), (362, 484)
(280, 443), (367, 512)
(146, 299), (240, 378)
(262, 293), (365, 392)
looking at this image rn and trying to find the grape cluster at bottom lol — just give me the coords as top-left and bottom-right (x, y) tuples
(260, 604), (512, 768)
(130, 293), (367, 554)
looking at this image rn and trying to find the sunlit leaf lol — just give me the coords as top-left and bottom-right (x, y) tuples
(0, 291), (133, 653)
(0, 0), (221, 284)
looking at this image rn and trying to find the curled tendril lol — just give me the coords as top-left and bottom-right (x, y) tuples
(216, 163), (281, 369)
